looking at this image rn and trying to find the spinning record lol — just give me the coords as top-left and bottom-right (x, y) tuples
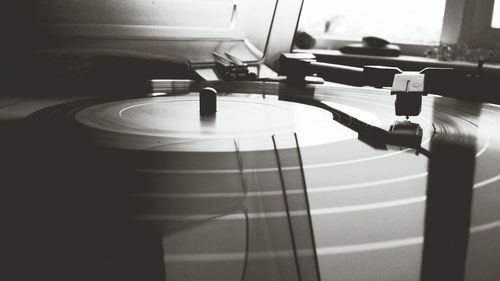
(15, 81), (500, 281)
(73, 95), (369, 151)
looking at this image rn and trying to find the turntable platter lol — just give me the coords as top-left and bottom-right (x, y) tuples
(74, 95), (376, 151)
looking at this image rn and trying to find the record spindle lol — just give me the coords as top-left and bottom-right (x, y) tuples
(199, 87), (217, 116)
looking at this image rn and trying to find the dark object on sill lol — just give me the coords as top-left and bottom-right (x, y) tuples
(363, 36), (390, 48)
(294, 31), (317, 49)
(340, 36), (401, 57)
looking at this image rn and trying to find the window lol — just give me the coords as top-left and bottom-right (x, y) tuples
(493, 0), (500, 28)
(297, 0), (500, 55)
(299, 0), (447, 45)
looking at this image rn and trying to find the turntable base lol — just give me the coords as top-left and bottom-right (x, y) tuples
(4, 81), (500, 281)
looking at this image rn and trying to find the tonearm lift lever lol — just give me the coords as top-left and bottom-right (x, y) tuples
(212, 52), (257, 81)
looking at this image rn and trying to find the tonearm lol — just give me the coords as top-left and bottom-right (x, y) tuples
(278, 53), (489, 118)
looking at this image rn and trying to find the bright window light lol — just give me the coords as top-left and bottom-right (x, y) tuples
(298, 0), (447, 45)
(493, 0), (500, 28)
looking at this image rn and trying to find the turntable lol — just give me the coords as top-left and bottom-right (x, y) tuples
(3, 1), (500, 281)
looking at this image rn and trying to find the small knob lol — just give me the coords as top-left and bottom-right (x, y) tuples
(199, 87), (217, 116)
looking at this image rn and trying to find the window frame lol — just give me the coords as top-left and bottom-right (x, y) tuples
(442, 0), (500, 47)
(465, 0), (500, 47)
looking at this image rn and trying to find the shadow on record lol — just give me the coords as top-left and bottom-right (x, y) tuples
(420, 99), (481, 281)
(157, 134), (321, 281)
